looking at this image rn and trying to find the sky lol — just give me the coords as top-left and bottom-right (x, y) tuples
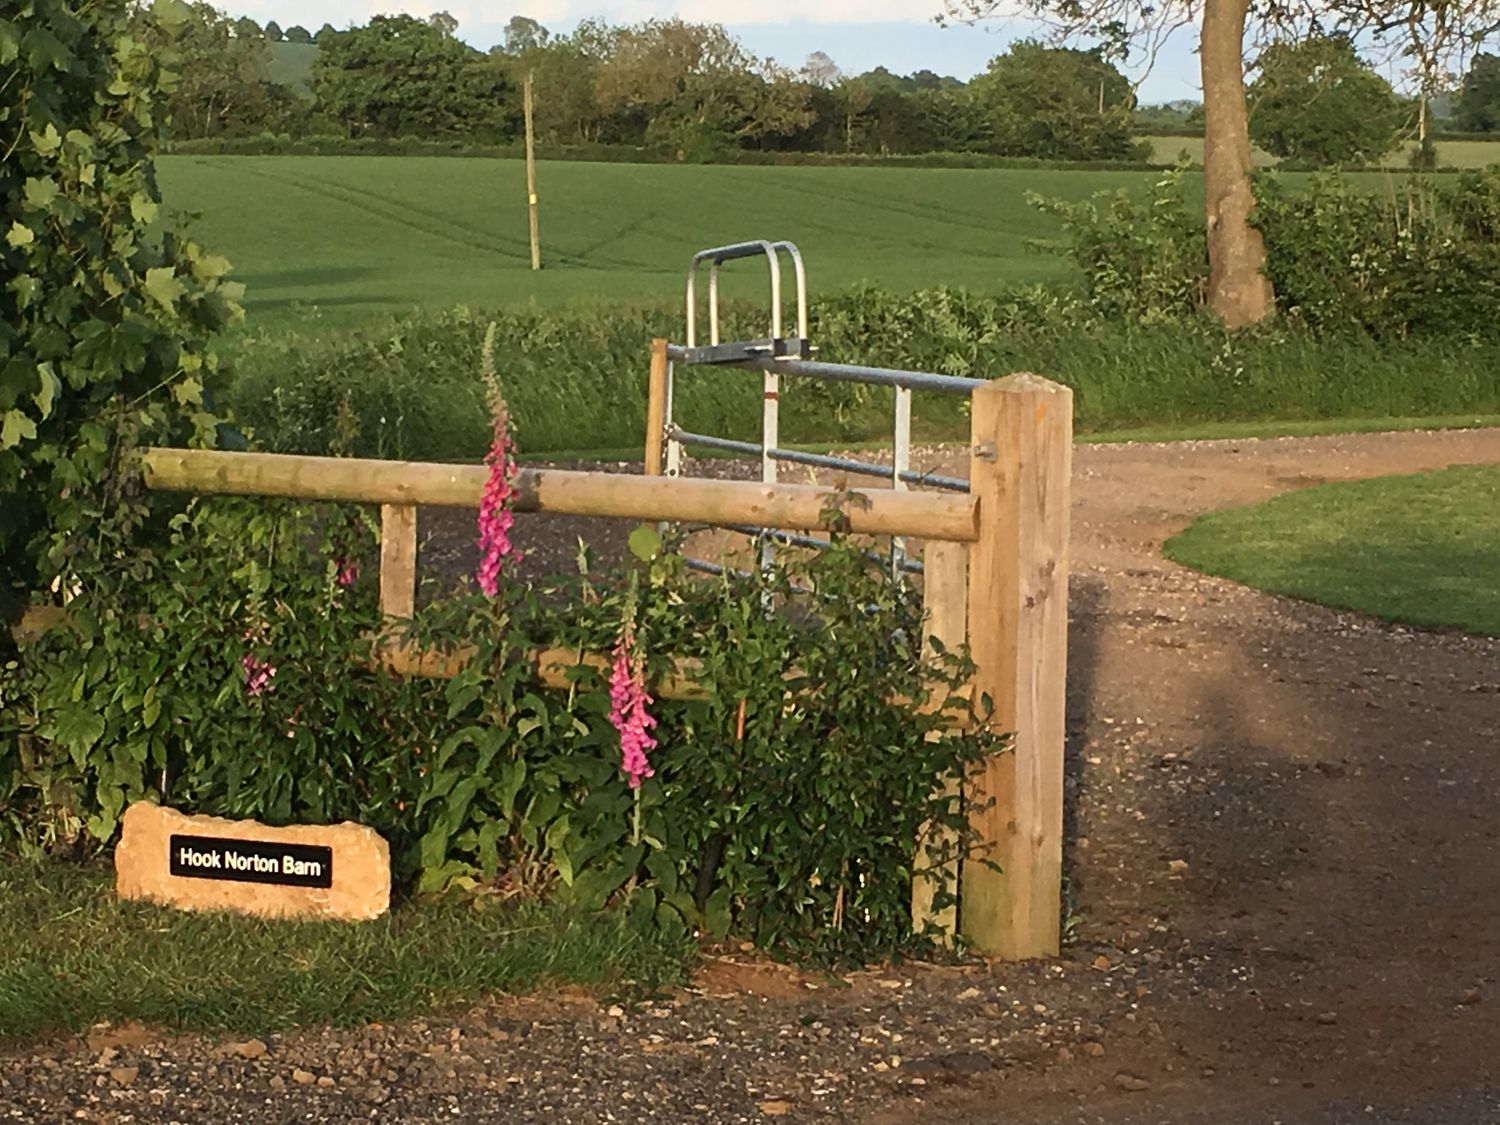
(234, 1), (1208, 102)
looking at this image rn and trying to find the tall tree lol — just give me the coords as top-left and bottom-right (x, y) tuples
(1247, 36), (1403, 163)
(505, 39), (603, 142)
(592, 19), (812, 155)
(969, 41), (1138, 160)
(263, 19), (282, 42)
(284, 24), (312, 44)
(503, 15), (551, 53)
(836, 77), (873, 152)
(1457, 52), (1500, 131)
(801, 51), (841, 87)
(311, 14), (507, 139)
(945, 0), (1500, 327)
(314, 22), (338, 43)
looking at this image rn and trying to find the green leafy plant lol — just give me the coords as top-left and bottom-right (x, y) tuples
(1027, 162), (1208, 322)
(0, 0), (242, 620)
(2, 487), (992, 963)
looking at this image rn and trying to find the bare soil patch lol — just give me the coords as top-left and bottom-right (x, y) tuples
(6, 427), (1500, 1124)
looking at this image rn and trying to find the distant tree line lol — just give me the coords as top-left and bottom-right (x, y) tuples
(139, 5), (1483, 166)
(135, 5), (1147, 160)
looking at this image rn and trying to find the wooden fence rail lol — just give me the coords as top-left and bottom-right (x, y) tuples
(139, 449), (977, 542)
(136, 372), (1071, 960)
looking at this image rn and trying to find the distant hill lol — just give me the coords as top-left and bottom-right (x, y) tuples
(267, 41), (318, 95)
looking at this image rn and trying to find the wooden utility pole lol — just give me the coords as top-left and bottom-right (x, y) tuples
(523, 71), (541, 271)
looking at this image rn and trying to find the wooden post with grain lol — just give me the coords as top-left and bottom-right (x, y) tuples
(911, 539), (968, 942)
(379, 504), (418, 620)
(961, 374), (1072, 960)
(644, 338), (669, 476)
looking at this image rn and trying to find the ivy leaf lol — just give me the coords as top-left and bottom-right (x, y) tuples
(23, 177), (58, 210)
(4, 222), (34, 248)
(193, 253), (231, 280)
(48, 707), (106, 768)
(0, 19), (19, 65)
(1, 409), (37, 450)
(10, 274), (39, 310)
(22, 26), (70, 72)
(171, 376), (203, 407)
(30, 123), (61, 156)
(704, 885), (733, 940)
(33, 363), (59, 420)
(129, 193), (158, 224)
(151, 0), (192, 31)
(143, 266), (186, 310)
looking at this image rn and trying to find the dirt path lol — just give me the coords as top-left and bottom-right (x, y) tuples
(887, 426), (1500, 1122)
(5, 428), (1500, 1124)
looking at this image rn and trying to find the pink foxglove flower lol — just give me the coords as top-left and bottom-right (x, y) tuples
(476, 325), (518, 597)
(241, 652), (276, 698)
(335, 557), (358, 588)
(608, 627), (657, 789)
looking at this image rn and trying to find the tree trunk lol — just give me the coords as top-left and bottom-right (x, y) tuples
(1200, 0), (1274, 327)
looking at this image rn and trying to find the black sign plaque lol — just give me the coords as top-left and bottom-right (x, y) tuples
(168, 833), (333, 889)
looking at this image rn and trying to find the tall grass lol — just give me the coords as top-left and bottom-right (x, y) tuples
(222, 288), (1500, 462)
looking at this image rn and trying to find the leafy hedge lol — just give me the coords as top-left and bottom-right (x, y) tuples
(161, 133), (1164, 171)
(1038, 162), (1500, 340)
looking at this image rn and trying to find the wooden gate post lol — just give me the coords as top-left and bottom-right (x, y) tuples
(962, 374), (1072, 959)
(644, 338), (669, 476)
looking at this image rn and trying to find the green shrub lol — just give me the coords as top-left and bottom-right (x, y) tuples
(224, 303), (783, 460)
(160, 133), (1164, 170)
(1026, 163), (1208, 322)
(1255, 171), (1500, 338)
(0, 0), (241, 617)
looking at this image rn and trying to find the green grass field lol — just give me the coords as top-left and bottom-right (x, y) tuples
(1166, 466), (1500, 635)
(158, 153), (1500, 335)
(155, 156), (1123, 331)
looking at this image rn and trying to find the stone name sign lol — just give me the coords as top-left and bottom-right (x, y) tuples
(116, 803), (389, 921)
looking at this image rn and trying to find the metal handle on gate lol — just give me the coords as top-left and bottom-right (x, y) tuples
(685, 240), (808, 349)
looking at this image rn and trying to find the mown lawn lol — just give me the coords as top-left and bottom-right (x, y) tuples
(0, 860), (691, 1040)
(1165, 465), (1500, 636)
